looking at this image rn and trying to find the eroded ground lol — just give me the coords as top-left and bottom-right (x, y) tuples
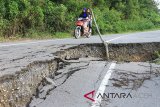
(0, 42), (159, 107)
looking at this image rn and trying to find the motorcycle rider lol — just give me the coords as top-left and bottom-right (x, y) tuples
(87, 8), (92, 32)
(78, 8), (89, 34)
(79, 8), (92, 32)
(79, 8), (89, 19)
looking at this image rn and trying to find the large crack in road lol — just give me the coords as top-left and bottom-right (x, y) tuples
(0, 42), (160, 107)
(28, 59), (92, 107)
(110, 63), (160, 90)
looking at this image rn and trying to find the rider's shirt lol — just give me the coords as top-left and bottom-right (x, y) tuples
(79, 12), (89, 19)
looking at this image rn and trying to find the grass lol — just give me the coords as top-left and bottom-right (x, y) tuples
(0, 31), (72, 42)
(103, 26), (160, 35)
(24, 30), (72, 39)
(153, 51), (160, 64)
(53, 32), (72, 38)
(154, 58), (160, 64)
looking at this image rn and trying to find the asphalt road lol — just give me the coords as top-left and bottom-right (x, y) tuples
(29, 60), (160, 107)
(0, 30), (160, 47)
(0, 30), (160, 107)
(0, 30), (160, 76)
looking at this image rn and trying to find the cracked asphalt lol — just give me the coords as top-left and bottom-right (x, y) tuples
(0, 30), (160, 77)
(29, 58), (109, 107)
(29, 60), (160, 107)
(0, 30), (160, 107)
(102, 62), (160, 107)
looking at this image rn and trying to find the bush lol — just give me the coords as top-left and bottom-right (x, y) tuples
(44, 2), (67, 32)
(0, 0), (160, 39)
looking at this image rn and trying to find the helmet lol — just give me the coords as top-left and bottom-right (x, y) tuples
(83, 8), (87, 11)
(87, 8), (91, 13)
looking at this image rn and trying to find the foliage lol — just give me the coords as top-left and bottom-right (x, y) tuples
(0, 0), (160, 38)
(153, 51), (160, 64)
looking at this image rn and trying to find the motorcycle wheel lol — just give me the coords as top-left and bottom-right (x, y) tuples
(74, 27), (81, 39)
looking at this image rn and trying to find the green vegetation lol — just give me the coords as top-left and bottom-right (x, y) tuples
(0, 0), (160, 40)
(153, 51), (160, 64)
(155, 51), (160, 57)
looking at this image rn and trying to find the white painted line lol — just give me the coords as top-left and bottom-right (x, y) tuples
(0, 39), (64, 47)
(106, 35), (128, 43)
(91, 62), (116, 107)
(0, 42), (38, 47)
(0, 34), (128, 47)
(0, 40), (50, 47)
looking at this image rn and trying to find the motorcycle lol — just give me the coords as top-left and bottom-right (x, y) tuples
(74, 18), (92, 39)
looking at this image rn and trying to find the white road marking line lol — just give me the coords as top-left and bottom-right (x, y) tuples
(0, 34), (128, 47)
(0, 41), (49, 47)
(0, 42), (37, 47)
(91, 62), (116, 107)
(106, 35), (128, 43)
(0, 39), (63, 47)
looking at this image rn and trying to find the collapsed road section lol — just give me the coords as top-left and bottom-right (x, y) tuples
(0, 42), (160, 107)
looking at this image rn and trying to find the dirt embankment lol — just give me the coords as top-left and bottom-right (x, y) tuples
(56, 42), (160, 62)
